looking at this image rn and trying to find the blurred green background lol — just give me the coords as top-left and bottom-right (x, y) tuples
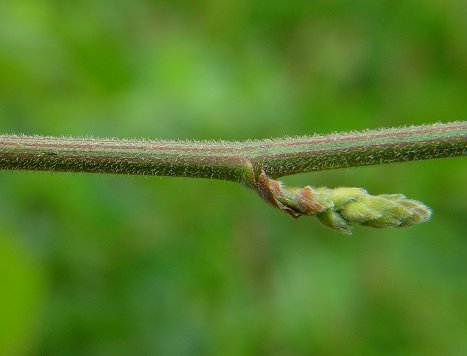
(0, 1), (466, 355)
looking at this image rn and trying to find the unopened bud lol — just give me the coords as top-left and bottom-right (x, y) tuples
(255, 170), (432, 234)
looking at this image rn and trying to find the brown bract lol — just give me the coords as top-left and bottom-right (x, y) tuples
(254, 170), (325, 218)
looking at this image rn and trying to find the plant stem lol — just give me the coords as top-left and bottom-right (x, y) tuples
(0, 122), (465, 188)
(253, 121), (466, 179)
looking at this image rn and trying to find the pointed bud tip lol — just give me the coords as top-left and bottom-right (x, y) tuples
(399, 199), (432, 227)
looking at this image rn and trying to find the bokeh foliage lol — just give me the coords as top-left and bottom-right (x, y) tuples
(0, 0), (466, 355)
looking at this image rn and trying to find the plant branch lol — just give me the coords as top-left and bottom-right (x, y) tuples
(1, 122), (465, 184)
(251, 121), (466, 179)
(1, 121), (465, 233)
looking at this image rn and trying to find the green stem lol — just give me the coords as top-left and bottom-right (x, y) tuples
(252, 121), (466, 179)
(0, 122), (465, 187)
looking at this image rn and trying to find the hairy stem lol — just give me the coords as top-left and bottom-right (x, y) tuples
(1, 122), (465, 233)
(1, 122), (465, 185)
(251, 121), (466, 179)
